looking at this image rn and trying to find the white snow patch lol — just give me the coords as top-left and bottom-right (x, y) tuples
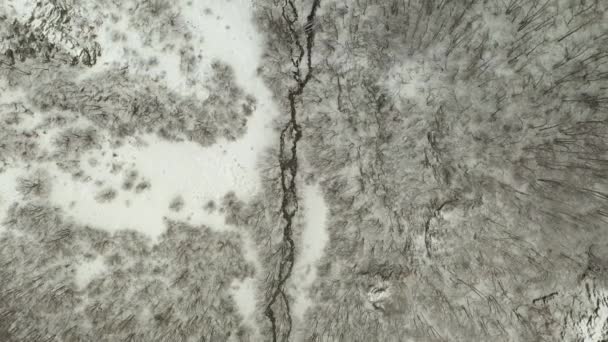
(92, 14), (188, 93)
(0, 85), (27, 105)
(90, 0), (268, 99)
(0, 85), (38, 133)
(47, 0), (279, 240)
(230, 230), (261, 336)
(231, 278), (258, 331)
(576, 286), (608, 342)
(0, 168), (22, 233)
(367, 282), (392, 305)
(292, 184), (328, 320)
(386, 55), (431, 108)
(0, 84), (31, 234)
(48, 115), (275, 238)
(180, 0), (264, 97)
(2, 0), (36, 20)
(74, 255), (107, 290)
(241, 230), (262, 271)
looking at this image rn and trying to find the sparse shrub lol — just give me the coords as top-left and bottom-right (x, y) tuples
(168, 195), (184, 212)
(95, 188), (117, 203)
(134, 180), (151, 193)
(16, 169), (51, 199)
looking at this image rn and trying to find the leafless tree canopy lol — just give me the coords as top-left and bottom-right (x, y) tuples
(0, 0), (607, 341)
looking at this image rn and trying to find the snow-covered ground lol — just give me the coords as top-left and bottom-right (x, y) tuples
(0, 168), (20, 234)
(179, 0), (265, 96)
(93, 13), (188, 92)
(0, 0), (275, 330)
(47, 132), (265, 238)
(26, 0), (278, 240)
(0, 0), (331, 337)
(93, 0), (268, 99)
(576, 285), (608, 341)
(230, 230), (262, 334)
(231, 277), (259, 335)
(0, 84), (28, 234)
(74, 255), (107, 290)
(1, 0), (36, 20)
(52, 0), (276, 237)
(292, 184), (329, 321)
